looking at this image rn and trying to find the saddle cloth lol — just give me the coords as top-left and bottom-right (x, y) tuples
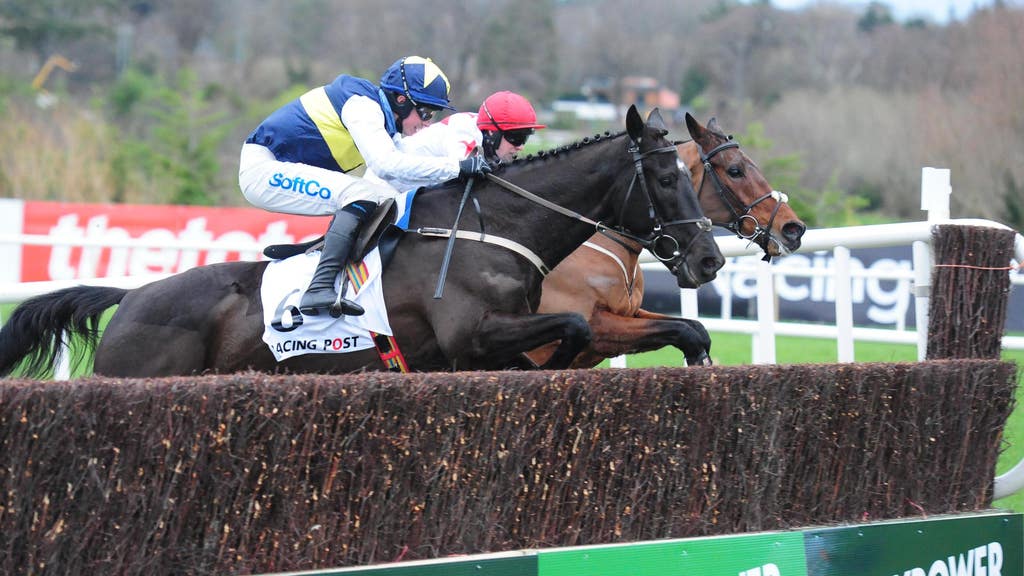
(260, 248), (393, 361)
(260, 190), (424, 362)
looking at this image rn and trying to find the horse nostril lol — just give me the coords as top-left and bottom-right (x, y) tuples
(783, 221), (806, 242)
(702, 255), (725, 275)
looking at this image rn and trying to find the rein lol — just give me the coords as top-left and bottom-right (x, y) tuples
(484, 138), (711, 271)
(693, 138), (790, 262)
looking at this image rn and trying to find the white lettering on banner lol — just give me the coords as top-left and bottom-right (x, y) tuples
(864, 258), (912, 324)
(175, 217), (215, 270)
(810, 252), (828, 302)
(0, 198), (24, 283)
(47, 214), (86, 280)
(133, 228), (178, 275)
(890, 541), (1002, 576)
(739, 563), (780, 576)
(45, 213), (307, 280)
(714, 253), (912, 326)
(774, 254), (812, 300)
(205, 230), (262, 265)
(94, 217), (133, 276)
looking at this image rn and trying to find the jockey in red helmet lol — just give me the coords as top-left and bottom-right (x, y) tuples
(476, 91), (548, 163)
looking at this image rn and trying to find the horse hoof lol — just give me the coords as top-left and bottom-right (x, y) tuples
(686, 352), (713, 367)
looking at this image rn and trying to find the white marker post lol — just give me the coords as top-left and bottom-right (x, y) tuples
(914, 167), (951, 360)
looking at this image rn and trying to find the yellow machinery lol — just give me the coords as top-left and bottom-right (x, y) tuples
(31, 54), (77, 107)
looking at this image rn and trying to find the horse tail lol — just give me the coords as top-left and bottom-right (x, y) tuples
(0, 286), (128, 378)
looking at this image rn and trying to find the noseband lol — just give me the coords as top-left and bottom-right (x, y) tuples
(697, 138), (789, 262)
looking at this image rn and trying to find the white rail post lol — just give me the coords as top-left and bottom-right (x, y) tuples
(55, 332), (71, 380)
(914, 167), (950, 361)
(719, 265), (734, 320)
(680, 287), (699, 319)
(912, 241), (932, 361)
(833, 246), (855, 362)
(921, 167), (951, 222)
(680, 288), (700, 366)
(753, 259), (776, 364)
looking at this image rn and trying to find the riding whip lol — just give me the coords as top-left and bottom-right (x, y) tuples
(433, 177), (475, 299)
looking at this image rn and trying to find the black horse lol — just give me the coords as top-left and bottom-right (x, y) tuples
(0, 106), (725, 378)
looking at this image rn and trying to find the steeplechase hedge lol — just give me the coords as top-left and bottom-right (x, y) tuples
(928, 224), (1017, 359)
(0, 360), (1016, 575)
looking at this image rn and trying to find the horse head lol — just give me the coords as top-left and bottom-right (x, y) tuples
(680, 113), (805, 258)
(617, 105), (725, 287)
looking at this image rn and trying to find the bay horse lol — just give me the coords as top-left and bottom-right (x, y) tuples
(528, 113), (806, 368)
(0, 106), (725, 378)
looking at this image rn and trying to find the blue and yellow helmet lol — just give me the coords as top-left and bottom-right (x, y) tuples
(380, 56), (455, 110)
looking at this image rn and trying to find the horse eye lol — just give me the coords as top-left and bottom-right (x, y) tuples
(659, 174), (676, 186)
(727, 166), (744, 178)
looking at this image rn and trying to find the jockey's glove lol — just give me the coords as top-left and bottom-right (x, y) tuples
(458, 156), (492, 178)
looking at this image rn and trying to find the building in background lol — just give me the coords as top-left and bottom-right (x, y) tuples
(550, 76), (684, 125)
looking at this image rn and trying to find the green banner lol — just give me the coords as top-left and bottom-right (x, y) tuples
(537, 532), (808, 576)
(263, 513), (1022, 576)
(804, 513), (1022, 576)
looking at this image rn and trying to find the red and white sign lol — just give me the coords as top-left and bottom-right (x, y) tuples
(3, 199), (327, 283)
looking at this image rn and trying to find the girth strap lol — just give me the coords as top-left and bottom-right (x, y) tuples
(582, 241), (638, 297)
(415, 227), (551, 276)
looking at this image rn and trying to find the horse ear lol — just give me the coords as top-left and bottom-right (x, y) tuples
(707, 116), (721, 133)
(646, 108), (669, 135)
(626, 104), (644, 141)
(685, 112), (704, 140)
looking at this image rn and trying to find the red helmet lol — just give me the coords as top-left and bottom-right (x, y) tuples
(477, 91), (546, 132)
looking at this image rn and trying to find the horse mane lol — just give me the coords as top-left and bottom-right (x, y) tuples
(504, 130), (625, 170)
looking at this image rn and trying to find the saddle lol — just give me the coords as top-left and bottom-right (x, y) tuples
(263, 198), (402, 265)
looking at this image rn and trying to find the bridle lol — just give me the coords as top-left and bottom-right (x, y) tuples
(695, 137), (789, 262)
(620, 139), (712, 268)
(485, 133), (712, 282)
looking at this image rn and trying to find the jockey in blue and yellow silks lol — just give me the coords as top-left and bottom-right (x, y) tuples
(239, 56), (492, 317)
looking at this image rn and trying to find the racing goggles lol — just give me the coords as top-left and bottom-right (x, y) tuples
(502, 129), (533, 147)
(416, 105), (441, 122)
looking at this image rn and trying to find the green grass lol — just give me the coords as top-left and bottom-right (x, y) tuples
(3, 302), (1023, 511)
(602, 331), (923, 367)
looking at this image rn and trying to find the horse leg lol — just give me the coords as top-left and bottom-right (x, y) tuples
(456, 312), (592, 370)
(583, 308), (712, 367)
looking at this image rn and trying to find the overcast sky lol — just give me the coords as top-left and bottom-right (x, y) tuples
(765, 0), (1011, 23)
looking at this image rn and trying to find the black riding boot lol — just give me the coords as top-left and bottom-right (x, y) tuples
(299, 202), (376, 316)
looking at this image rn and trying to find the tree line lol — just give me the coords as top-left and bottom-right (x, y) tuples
(1, 0), (1021, 229)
